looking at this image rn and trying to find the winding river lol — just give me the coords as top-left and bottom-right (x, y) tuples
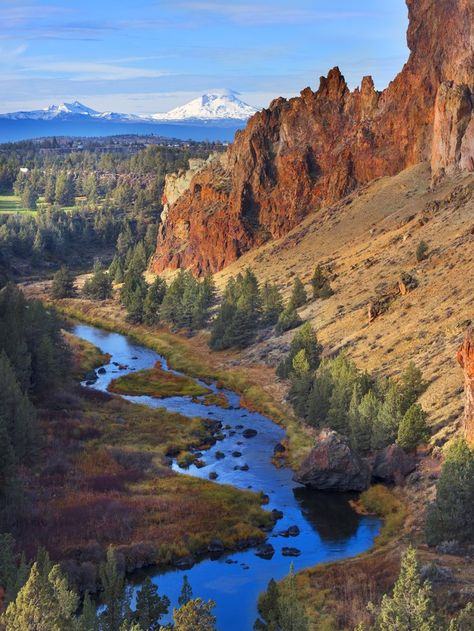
(74, 323), (381, 630)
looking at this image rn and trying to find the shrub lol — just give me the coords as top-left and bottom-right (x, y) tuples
(416, 240), (429, 262)
(311, 264), (334, 300)
(275, 305), (302, 335)
(425, 440), (474, 546)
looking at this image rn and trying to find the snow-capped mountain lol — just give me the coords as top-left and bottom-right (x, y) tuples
(0, 101), (140, 122)
(152, 90), (257, 122)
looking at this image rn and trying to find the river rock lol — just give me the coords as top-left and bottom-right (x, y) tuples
(271, 509), (284, 521)
(97, 367), (106, 375)
(84, 370), (98, 382)
(232, 451), (242, 458)
(256, 544), (275, 560)
(243, 429), (258, 438)
(372, 444), (416, 484)
(208, 471), (219, 480)
(288, 525), (300, 537)
(274, 442), (286, 455)
(294, 429), (371, 492)
(282, 547), (301, 557)
(174, 555), (195, 570)
(208, 539), (225, 554)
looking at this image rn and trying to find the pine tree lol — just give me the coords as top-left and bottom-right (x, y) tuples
(353, 390), (379, 454)
(261, 282), (284, 326)
(369, 547), (436, 631)
(255, 578), (280, 631)
(83, 269), (113, 301)
(109, 255), (125, 284)
(288, 350), (313, 419)
(311, 264), (333, 300)
(50, 266), (75, 299)
(134, 576), (169, 630)
(371, 383), (403, 450)
(289, 277), (307, 309)
(120, 269), (147, 323)
(100, 548), (130, 631)
(2, 562), (77, 631)
(399, 363), (425, 415)
(275, 305), (302, 335)
(78, 592), (99, 631)
(178, 575), (193, 608)
(21, 185), (38, 211)
(306, 365), (333, 428)
(278, 564), (308, 631)
(277, 323), (321, 378)
(143, 277), (167, 326)
(425, 440), (474, 545)
(397, 404), (429, 452)
(172, 598), (217, 631)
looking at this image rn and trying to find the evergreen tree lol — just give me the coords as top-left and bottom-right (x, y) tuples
(21, 185), (38, 211)
(277, 565), (308, 631)
(399, 363), (425, 415)
(275, 305), (302, 335)
(133, 577), (169, 630)
(425, 440), (474, 545)
(371, 384), (403, 450)
(50, 266), (75, 299)
(78, 592), (99, 631)
(1, 562), (77, 631)
(369, 547), (436, 631)
(397, 404), (429, 452)
(172, 598), (217, 631)
(353, 390), (379, 454)
(306, 365), (333, 428)
(277, 323), (321, 379)
(143, 277), (167, 326)
(55, 173), (76, 206)
(289, 277), (307, 309)
(261, 282), (284, 326)
(120, 269), (147, 323)
(109, 255), (125, 284)
(83, 269), (113, 301)
(311, 264), (333, 300)
(178, 575), (193, 608)
(100, 548), (130, 631)
(255, 578), (280, 631)
(288, 350), (313, 419)
(0, 534), (18, 605)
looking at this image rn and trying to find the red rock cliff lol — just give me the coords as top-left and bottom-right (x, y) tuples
(458, 328), (474, 445)
(151, 0), (474, 275)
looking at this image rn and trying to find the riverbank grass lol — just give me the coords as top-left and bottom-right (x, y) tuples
(108, 363), (210, 399)
(63, 330), (110, 377)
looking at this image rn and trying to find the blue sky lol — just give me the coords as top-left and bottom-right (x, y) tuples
(0, 0), (409, 114)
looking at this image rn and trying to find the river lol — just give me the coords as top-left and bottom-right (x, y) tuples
(73, 323), (380, 630)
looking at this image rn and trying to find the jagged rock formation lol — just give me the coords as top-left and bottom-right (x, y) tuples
(457, 327), (474, 444)
(294, 429), (371, 492)
(151, 0), (474, 275)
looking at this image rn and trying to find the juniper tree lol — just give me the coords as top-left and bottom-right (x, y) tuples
(50, 266), (75, 299)
(397, 404), (429, 452)
(289, 277), (307, 309)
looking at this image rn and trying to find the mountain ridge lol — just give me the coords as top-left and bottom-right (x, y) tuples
(0, 91), (257, 125)
(150, 0), (474, 276)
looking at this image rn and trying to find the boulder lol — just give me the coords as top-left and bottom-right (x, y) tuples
(84, 370), (98, 382)
(243, 428), (258, 438)
(294, 429), (371, 492)
(255, 544), (275, 560)
(372, 444), (416, 484)
(282, 547), (301, 557)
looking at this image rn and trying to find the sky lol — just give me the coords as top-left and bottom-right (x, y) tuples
(0, 0), (409, 115)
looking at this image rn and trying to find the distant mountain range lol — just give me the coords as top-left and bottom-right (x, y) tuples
(0, 90), (257, 126)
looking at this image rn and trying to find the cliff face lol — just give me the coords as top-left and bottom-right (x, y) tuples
(151, 0), (474, 275)
(458, 328), (474, 444)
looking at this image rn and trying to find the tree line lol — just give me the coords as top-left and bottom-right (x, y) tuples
(0, 542), (218, 630)
(277, 323), (429, 454)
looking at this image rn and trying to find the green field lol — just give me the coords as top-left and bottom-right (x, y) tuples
(0, 195), (31, 214)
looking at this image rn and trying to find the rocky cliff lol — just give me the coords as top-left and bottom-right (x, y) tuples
(458, 327), (474, 444)
(151, 0), (474, 275)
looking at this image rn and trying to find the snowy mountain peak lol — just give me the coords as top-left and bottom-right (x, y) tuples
(152, 90), (258, 122)
(45, 101), (99, 116)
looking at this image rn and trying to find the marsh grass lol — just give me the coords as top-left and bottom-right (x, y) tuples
(108, 363), (210, 399)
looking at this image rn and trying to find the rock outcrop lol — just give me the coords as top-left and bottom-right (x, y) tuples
(457, 327), (474, 444)
(372, 444), (416, 485)
(150, 0), (474, 276)
(294, 429), (371, 492)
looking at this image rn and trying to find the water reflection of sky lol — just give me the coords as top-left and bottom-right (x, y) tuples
(74, 324), (380, 631)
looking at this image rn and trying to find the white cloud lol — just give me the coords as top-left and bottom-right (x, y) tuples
(173, 2), (368, 26)
(23, 61), (169, 81)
